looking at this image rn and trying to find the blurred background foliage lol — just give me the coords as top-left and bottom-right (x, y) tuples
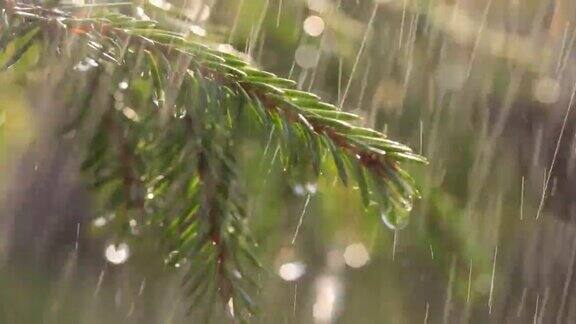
(3, 0), (576, 323)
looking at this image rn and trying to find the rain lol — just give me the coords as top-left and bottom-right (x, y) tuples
(1, 0), (576, 323)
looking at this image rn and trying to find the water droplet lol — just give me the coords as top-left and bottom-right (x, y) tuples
(400, 198), (413, 212)
(303, 15), (325, 37)
(164, 250), (187, 268)
(174, 258), (188, 269)
(305, 182), (318, 195)
(105, 243), (130, 265)
(174, 107), (187, 119)
(118, 80), (129, 90)
(293, 183), (306, 196)
(343, 243), (370, 268)
(294, 182), (318, 196)
(381, 207), (409, 230)
(278, 261), (306, 281)
(74, 58), (98, 72)
(152, 97), (160, 109)
(93, 216), (107, 228)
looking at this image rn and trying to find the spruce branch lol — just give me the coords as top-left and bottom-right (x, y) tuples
(0, 1), (427, 320)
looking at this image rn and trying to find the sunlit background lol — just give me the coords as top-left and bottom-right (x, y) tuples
(2, 0), (576, 323)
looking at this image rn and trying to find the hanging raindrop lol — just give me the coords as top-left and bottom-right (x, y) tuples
(278, 261), (307, 281)
(74, 57), (98, 72)
(164, 250), (187, 268)
(399, 197), (413, 212)
(104, 243), (130, 265)
(380, 206), (409, 230)
(118, 80), (129, 90)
